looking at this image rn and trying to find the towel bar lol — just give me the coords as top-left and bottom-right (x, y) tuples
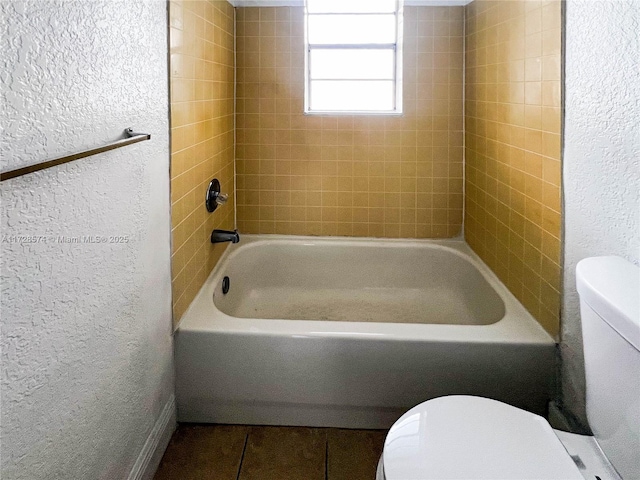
(0, 128), (151, 182)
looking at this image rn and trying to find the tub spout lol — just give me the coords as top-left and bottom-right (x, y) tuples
(211, 229), (240, 244)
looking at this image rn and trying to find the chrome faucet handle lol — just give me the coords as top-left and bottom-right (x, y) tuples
(216, 193), (228, 205)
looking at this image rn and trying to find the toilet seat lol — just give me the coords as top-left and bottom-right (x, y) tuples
(382, 396), (584, 480)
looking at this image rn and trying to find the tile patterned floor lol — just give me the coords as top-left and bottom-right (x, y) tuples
(154, 424), (387, 480)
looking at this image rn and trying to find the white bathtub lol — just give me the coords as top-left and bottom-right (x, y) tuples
(175, 235), (555, 429)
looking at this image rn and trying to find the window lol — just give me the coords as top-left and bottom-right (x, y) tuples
(304, 0), (403, 115)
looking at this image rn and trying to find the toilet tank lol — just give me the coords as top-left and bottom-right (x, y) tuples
(576, 256), (640, 480)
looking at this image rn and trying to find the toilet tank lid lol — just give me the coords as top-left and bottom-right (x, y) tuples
(576, 256), (640, 351)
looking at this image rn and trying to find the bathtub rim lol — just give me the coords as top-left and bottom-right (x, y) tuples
(176, 234), (555, 346)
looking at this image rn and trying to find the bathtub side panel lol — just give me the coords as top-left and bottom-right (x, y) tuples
(175, 331), (554, 428)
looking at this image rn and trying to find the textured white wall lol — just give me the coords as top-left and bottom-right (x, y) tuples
(561, 0), (640, 428)
(0, 1), (174, 479)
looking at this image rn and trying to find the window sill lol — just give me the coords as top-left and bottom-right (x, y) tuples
(303, 110), (404, 116)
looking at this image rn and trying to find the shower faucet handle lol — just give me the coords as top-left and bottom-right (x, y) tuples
(216, 193), (228, 205)
(205, 178), (229, 212)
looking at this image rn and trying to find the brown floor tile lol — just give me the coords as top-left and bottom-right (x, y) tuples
(238, 426), (326, 480)
(327, 429), (387, 480)
(154, 424), (248, 480)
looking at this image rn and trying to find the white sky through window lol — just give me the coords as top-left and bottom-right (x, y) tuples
(305, 0), (403, 114)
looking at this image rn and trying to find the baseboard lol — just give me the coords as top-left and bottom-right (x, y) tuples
(128, 394), (176, 480)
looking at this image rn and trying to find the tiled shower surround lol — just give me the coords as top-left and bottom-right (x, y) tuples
(236, 7), (465, 238)
(169, 0), (235, 323)
(464, 0), (562, 335)
(168, 1), (562, 335)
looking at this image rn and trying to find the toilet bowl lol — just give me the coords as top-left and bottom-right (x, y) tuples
(377, 256), (639, 480)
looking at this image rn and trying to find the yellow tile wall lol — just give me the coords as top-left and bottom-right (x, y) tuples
(464, 0), (562, 335)
(169, 0), (235, 325)
(236, 6), (465, 238)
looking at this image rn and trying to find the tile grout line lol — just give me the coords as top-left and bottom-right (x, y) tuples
(324, 431), (329, 480)
(236, 430), (250, 480)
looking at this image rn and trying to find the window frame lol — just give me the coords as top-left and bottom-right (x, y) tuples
(304, 2), (404, 116)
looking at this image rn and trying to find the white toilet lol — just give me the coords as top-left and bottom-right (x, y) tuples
(377, 256), (639, 480)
